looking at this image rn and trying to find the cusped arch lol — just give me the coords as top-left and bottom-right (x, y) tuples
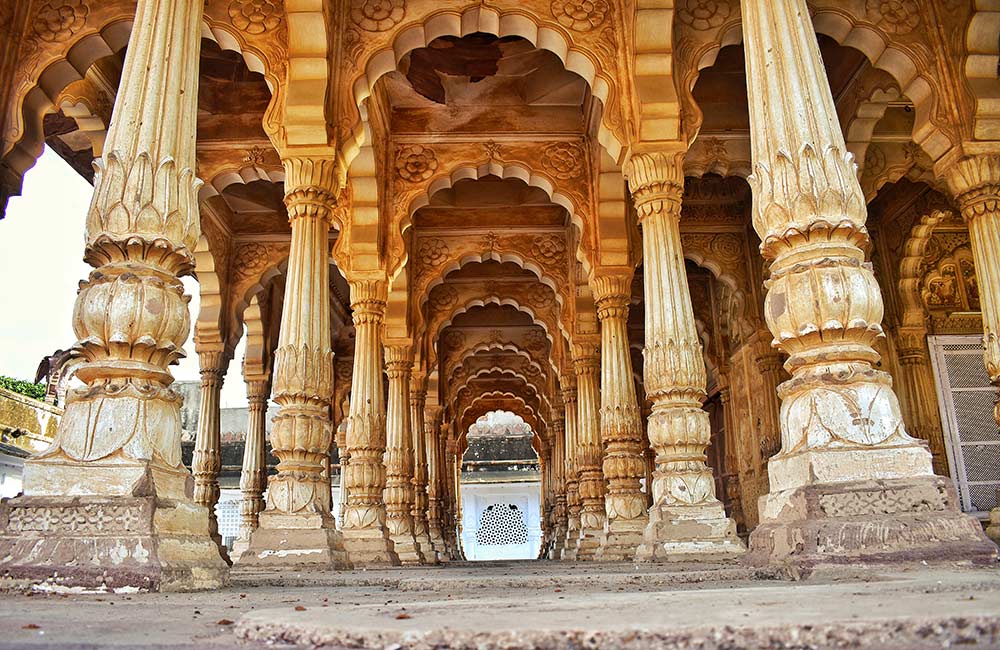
(452, 345), (548, 385)
(460, 391), (542, 438)
(5, 14), (280, 202)
(230, 257), (289, 349)
(344, 5), (623, 166)
(898, 209), (952, 327)
(199, 165), (285, 202)
(432, 295), (566, 358)
(684, 6), (954, 161)
(193, 235), (224, 347)
(965, 3), (1000, 139)
(453, 368), (550, 414)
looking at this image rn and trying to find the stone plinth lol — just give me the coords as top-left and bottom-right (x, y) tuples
(0, 490), (228, 592)
(747, 476), (998, 571)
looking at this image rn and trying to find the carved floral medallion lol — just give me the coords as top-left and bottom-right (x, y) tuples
(351, 0), (406, 32)
(33, 0), (88, 43)
(396, 145), (438, 182)
(550, 0), (609, 32)
(228, 0), (281, 35)
(541, 142), (585, 179)
(866, 0), (920, 35)
(676, 0), (731, 31)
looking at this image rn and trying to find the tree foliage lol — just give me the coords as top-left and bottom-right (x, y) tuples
(0, 376), (46, 401)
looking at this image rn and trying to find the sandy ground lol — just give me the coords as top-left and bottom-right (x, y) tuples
(1, 560), (999, 649)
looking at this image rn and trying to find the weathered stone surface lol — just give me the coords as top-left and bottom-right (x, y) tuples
(748, 476), (999, 571)
(0, 494), (228, 592)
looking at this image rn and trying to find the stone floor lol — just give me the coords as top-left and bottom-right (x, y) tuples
(2, 560), (1000, 649)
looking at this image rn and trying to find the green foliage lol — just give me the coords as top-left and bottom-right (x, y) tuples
(0, 376), (47, 401)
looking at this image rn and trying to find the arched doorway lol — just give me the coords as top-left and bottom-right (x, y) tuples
(459, 411), (542, 560)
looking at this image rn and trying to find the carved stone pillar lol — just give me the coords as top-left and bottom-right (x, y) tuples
(383, 344), (424, 564)
(232, 379), (269, 559)
(741, 0), (996, 568)
(548, 416), (568, 558)
(410, 379), (437, 562)
(336, 425), (349, 518)
(341, 279), (398, 565)
(0, 0), (228, 592)
(573, 343), (605, 559)
(424, 406), (449, 559)
(560, 384), (581, 559)
(590, 273), (650, 560)
(444, 436), (461, 558)
(192, 349), (230, 561)
(624, 152), (743, 562)
(243, 158), (348, 568)
(945, 153), (1000, 545)
(894, 326), (949, 476)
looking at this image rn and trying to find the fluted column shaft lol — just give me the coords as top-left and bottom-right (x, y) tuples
(241, 158), (348, 568)
(265, 161), (336, 517)
(946, 153), (1000, 544)
(549, 417), (568, 557)
(444, 437), (461, 557)
(193, 353), (226, 506)
(383, 345), (423, 564)
(739, 0), (996, 567)
(341, 279), (397, 564)
(424, 406), (449, 559)
(573, 345), (605, 559)
(235, 379), (269, 555)
(561, 385), (581, 559)
(5, 0), (229, 591)
(410, 383), (436, 561)
(192, 349), (229, 559)
(592, 274), (647, 559)
(626, 152), (743, 561)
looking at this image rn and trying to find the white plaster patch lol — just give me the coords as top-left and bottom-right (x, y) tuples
(33, 583), (108, 595)
(256, 548), (324, 559)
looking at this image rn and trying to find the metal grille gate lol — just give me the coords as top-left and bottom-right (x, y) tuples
(929, 335), (1000, 515)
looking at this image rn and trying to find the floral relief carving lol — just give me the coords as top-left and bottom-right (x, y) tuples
(550, 0), (610, 32)
(396, 145), (438, 182)
(416, 237), (449, 270)
(709, 233), (743, 263)
(676, 0), (731, 31)
(442, 330), (467, 354)
(530, 234), (568, 266)
(429, 284), (459, 312)
(866, 0), (920, 35)
(350, 0), (405, 32)
(526, 283), (553, 309)
(233, 242), (270, 279)
(33, 0), (89, 43)
(540, 142), (585, 179)
(228, 0), (281, 35)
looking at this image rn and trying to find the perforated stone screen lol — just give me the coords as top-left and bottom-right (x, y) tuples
(475, 503), (529, 546)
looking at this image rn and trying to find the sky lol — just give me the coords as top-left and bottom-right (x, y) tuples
(1, 147), (248, 407)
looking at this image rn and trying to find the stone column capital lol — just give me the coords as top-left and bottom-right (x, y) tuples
(625, 150), (685, 220)
(944, 153), (1000, 221)
(591, 270), (634, 321)
(282, 157), (341, 224)
(560, 385), (578, 405)
(197, 348), (228, 379)
(245, 379), (270, 405)
(572, 340), (601, 372)
(349, 278), (389, 317)
(384, 344), (415, 376)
